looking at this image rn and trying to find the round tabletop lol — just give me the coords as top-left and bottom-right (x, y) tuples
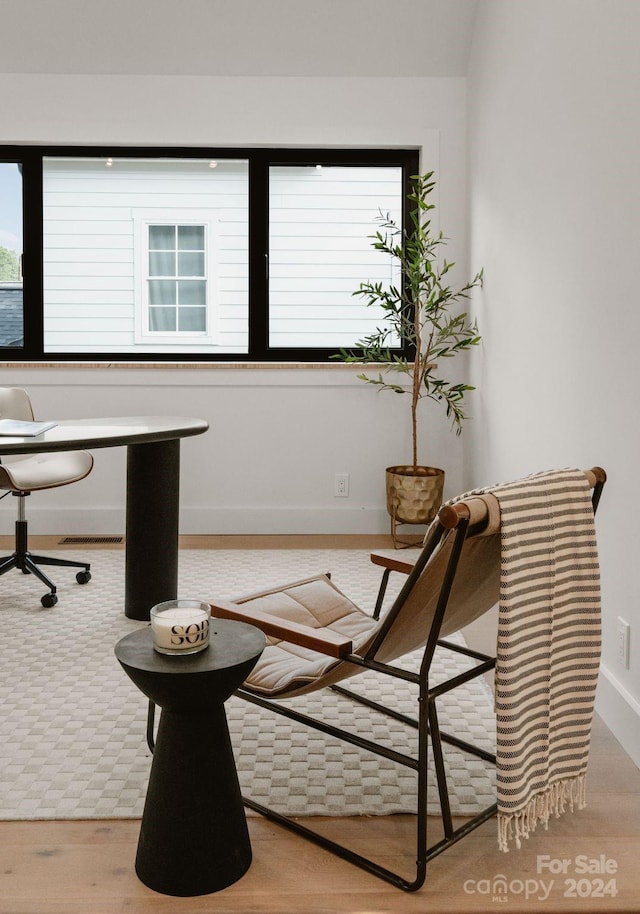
(0, 415), (209, 454)
(115, 618), (266, 675)
(115, 618), (266, 711)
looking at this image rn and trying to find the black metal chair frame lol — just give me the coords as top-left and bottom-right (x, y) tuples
(236, 515), (496, 892)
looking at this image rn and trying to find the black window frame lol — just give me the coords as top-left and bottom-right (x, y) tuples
(0, 145), (419, 363)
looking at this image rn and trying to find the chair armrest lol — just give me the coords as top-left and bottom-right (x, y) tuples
(370, 551), (416, 576)
(370, 550), (419, 620)
(208, 599), (353, 659)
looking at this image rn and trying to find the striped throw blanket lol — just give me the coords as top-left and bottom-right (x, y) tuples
(488, 469), (601, 851)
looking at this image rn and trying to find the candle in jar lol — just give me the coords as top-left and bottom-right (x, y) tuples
(150, 600), (210, 655)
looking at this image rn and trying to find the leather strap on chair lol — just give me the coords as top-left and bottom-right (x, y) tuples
(439, 494), (500, 534)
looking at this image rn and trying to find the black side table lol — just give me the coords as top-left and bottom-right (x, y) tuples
(115, 618), (265, 896)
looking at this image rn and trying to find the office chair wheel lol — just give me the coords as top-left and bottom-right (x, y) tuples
(76, 570), (91, 585)
(41, 592), (58, 608)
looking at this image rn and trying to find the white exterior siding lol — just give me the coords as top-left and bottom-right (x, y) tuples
(42, 158), (249, 353)
(269, 166), (402, 348)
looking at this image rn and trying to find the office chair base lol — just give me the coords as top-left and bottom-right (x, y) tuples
(0, 518), (91, 606)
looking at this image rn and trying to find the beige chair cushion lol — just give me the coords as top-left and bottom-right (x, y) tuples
(230, 576), (379, 698)
(0, 386), (94, 492)
(225, 519), (501, 699)
(0, 451), (94, 492)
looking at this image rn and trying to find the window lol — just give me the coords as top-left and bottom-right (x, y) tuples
(133, 214), (219, 346)
(269, 165), (403, 349)
(2, 146), (418, 362)
(43, 156), (248, 355)
(147, 224), (208, 335)
(0, 160), (23, 348)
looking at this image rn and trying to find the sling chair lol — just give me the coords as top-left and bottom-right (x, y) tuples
(204, 466), (606, 891)
(143, 467), (605, 891)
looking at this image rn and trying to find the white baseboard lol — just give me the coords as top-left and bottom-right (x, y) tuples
(0, 508), (127, 537)
(0, 505), (395, 536)
(596, 664), (640, 767)
(179, 506), (394, 535)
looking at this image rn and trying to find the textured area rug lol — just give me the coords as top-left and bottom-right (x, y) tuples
(0, 548), (496, 820)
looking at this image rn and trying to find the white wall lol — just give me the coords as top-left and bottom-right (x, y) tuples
(1, 72), (474, 536)
(467, 0), (640, 762)
(0, 0), (477, 79)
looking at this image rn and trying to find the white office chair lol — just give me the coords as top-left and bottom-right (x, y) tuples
(0, 387), (93, 607)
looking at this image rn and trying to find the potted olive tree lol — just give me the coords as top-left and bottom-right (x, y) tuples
(334, 171), (483, 546)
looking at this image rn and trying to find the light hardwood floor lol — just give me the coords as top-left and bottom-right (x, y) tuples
(1, 536), (638, 913)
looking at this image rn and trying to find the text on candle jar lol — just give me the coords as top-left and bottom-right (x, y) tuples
(170, 619), (209, 646)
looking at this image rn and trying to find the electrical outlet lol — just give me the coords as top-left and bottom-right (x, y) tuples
(616, 617), (630, 669)
(334, 473), (350, 497)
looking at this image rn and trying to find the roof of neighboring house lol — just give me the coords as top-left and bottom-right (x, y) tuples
(0, 284), (24, 347)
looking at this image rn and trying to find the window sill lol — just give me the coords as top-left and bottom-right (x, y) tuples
(0, 360), (364, 370)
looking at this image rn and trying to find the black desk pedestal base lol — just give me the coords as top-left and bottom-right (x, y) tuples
(125, 439), (180, 621)
(136, 705), (251, 896)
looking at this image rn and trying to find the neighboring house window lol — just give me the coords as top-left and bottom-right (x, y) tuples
(4, 146), (418, 362)
(148, 224), (207, 333)
(134, 216), (216, 345)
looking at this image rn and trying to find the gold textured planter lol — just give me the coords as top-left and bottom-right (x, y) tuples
(385, 465), (445, 548)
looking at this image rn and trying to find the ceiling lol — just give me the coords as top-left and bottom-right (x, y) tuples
(0, 0), (477, 77)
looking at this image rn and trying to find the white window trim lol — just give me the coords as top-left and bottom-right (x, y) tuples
(133, 209), (220, 347)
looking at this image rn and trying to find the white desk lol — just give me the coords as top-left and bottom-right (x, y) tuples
(0, 416), (209, 620)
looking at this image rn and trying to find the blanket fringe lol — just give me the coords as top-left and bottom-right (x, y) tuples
(497, 774), (587, 852)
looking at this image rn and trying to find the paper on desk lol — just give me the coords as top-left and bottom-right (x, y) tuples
(0, 419), (58, 436)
